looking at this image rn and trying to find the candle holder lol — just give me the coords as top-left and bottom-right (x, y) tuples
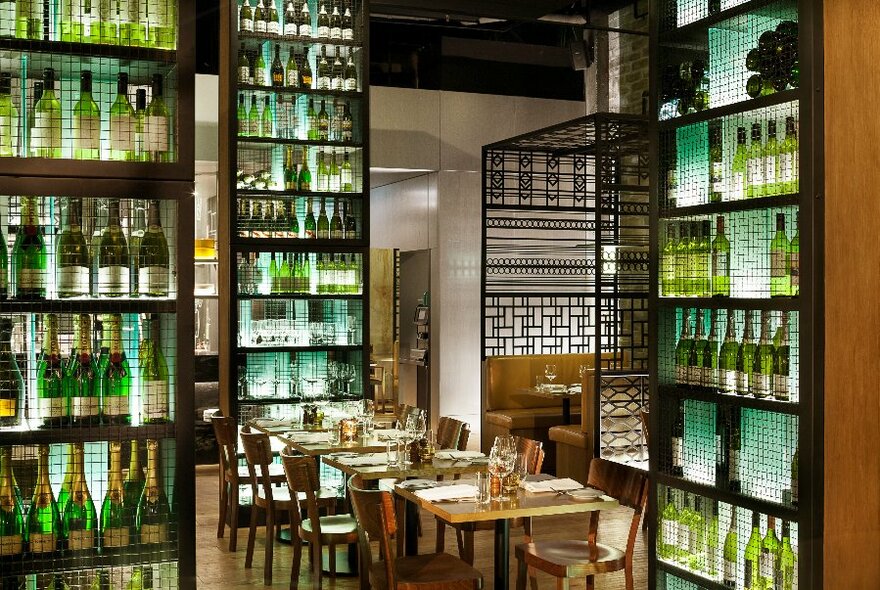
(340, 418), (358, 442)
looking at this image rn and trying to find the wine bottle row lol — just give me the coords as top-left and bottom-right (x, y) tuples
(658, 487), (797, 590)
(0, 312), (170, 430)
(0, 0), (176, 48)
(238, 43), (358, 92)
(0, 440), (172, 559)
(0, 197), (171, 301)
(237, 251), (362, 296)
(669, 398), (797, 505)
(238, 94), (355, 143)
(0, 69), (173, 163)
(238, 196), (358, 239)
(660, 212), (799, 299)
(665, 116), (799, 209)
(744, 22), (799, 99)
(2, 564), (173, 590)
(672, 308), (796, 402)
(238, 350), (361, 400)
(239, 0), (357, 42)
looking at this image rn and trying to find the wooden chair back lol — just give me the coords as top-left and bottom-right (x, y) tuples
(280, 448), (319, 535)
(212, 414), (238, 476)
(515, 436), (545, 475)
(458, 425), (471, 450)
(397, 404), (424, 424)
(348, 479), (398, 588)
(437, 417), (469, 450)
(240, 431), (278, 505)
(640, 410), (650, 446)
(586, 458), (648, 566)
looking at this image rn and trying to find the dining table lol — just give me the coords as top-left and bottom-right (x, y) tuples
(517, 384), (582, 425)
(393, 478), (618, 590)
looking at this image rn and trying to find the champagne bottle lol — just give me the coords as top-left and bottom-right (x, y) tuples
(254, 44), (267, 86)
(109, 73), (136, 162)
(316, 0), (330, 39)
(730, 126), (747, 201)
(0, 446), (24, 556)
(31, 69), (62, 158)
(138, 200), (169, 297)
(780, 116), (799, 195)
(0, 319), (22, 427)
(688, 495), (706, 572)
(137, 439), (170, 543)
(63, 443), (97, 551)
(56, 445), (74, 521)
(789, 212), (799, 296)
(283, 1), (296, 36)
(299, 147), (312, 191)
(671, 400), (684, 477)
(237, 45), (250, 84)
(316, 150), (328, 192)
(37, 314), (66, 427)
(743, 511), (761, 589)
(770, 213), (791, 297)
(141, 315), (169, 423)
(729, 408), (741, 493)
(763, 120), (780, 196)
(341, 150), (353, 191)
(239, 0), (254, 32)
(134, 89), (148, 161)
(301, 47), (313, 87)
(342, 0), (353, 39)
(12, 196), (47, 300)
(752, 310), (774, 399)
(260, 95), (272, 138)
(344, 48), (358, 92)
(736, 310), (756, 395)
(288, 202), (300, 238)
(779, 520), (796, 590)
(26, 444), (60, 554)
(271, 44), (284, 87)
(329, 0), (341, 39)
(254, 0), (266, 33)
(746, 123), (764, 199)
(688, 309), (707, 388)
(98, 199), (130, 297)
(317, 99), (329, 140)
(0, 72), (19, 158)
(100, 314), (130, 425)
(145, 74), (170, 162)
(306, 98), (317, 140)
(317, 198), (330, 239)
(57, 198), (91, 298)
(658, 487), (678, 560)
(330, 199), (343, 239)
(722, 506), (738, 588)
(331, 48), (344, 91)
(675, 223), (689, 296)
(101, 441), (129, 548)
(65, 314), (99, 426)
(124, 440), (145, 527)
(661, 225), (676, 296)
(674, 308), (693, 386)
(711, 216), (730, 297)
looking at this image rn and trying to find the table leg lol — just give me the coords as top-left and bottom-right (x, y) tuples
(494, 518), (510, 590)
(405, 498), (420, 556)
(562, 398), (571, 425)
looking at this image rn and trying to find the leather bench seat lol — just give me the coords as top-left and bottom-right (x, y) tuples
(549, 424), (590, 448)
(486, 408), (583, 431)
(549, 424), (591, 482)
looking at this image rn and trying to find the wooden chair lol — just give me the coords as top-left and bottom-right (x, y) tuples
(240, 432), (338, 585)
(437, 436), (545, 564)
(212, 414), (285, 551)
(433, 418), (471, 553)
(514, 458), (648, 590)
(280, 449), (358, 590)
(348, 479), (483, 590)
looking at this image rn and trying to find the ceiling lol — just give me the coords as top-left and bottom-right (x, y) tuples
(370, 0), (578, 22)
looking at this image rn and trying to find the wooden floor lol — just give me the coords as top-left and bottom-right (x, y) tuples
(195, 465), (649, 589)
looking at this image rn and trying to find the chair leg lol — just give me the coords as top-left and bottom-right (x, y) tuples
(229, 482), (240, 552)
(218, 479), (228, 539)
(290, 537), (302, 590)
(245, 504), (258, 569)
(329, 543), (337, 577)
(311, 538), (323, 590)
(264, 508), (275, 585)
(515, 556), (528, 590)
(462, 530), (475, 565)
(435, 520), (446, 552)
(556, 578), (570, 590)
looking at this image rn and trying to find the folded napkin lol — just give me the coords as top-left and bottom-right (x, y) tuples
(414, 484), (479, 502)
(252, 418), (294, 428)
(336, 453), (389, 467)
(522, 478), (584, 493)
(434, 450), (486, 460)
(373, 428), (404, 439)
(286, 432), (330, 444)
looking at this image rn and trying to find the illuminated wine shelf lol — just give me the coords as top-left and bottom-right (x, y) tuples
(237, 32), (362, 47)
(0, 38), (176, 62)
(0, 299), (177, 314)
(655, 473), (798, 521)
(0, 542), (178, 577)
(656, 297), (798, 311)
(238, 293), (361, 300)
(659, 193), (799, 218)
(237, 137), (364, 149)
(238, 83), (364, 97)
(658, 384), (798, 415)
(656, 561), (729, 590)
(238, 189), (364, 198)
(0, 424), (176, 446)
(658, 0), (796, 45)
(658, 90), (798, 130)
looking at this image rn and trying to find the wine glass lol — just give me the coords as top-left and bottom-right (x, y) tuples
(488, 446), (516, 500)
(400, 416), (419, 466)
(544, 364), (558, 387)
(415, 412), (427, 441)
(362, 399), (375, 435)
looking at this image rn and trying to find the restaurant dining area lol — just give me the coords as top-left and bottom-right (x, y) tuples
(0, 1), (877, 590)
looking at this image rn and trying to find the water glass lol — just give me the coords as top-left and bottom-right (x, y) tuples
(475, 473), (491, 504)
(327, 420), (340, 445)
(386, 438), (398, 467)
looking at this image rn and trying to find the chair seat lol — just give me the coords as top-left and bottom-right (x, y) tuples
(486, 407), (581, 430)
(254, 485), (340, 508)
(235, 463), (287, 482)
(548, 425), (590, 448)
(300, 514), (359, 544)
(370, 553), (483, 589)
(516, 540), (626, 578)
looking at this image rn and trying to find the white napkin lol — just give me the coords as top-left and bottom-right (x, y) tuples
(253, 418), (294, 428)
(414, 484), (479, 502)
(336, 453), (389, 466)
(522, 478), (584, 493)
(373, 428), (404, 439)
(287, 432), (330, 444)
(434, 450), (485, 460)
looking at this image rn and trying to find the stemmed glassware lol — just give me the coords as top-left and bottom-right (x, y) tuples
(544, 364), (558, 387)
(488, 435), (517, 500)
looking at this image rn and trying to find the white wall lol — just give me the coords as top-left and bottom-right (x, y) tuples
(370, 88), (585, 448)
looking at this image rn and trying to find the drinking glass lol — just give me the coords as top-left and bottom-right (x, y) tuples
(544, 364), (558, 386)
(488, 446), (515, 500)
(579, 364), (589, 380)
(362, 399), (375, 435)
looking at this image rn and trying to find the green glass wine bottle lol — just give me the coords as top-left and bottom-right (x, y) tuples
(711, 216), (730, 298)
(63, 442), (97, 551)
(72, 70), (100, 160)
(674, 308), (693, 387)
(743, 511), (761, 590)
(340, 150), (353, 192)
(145, 75), (170, 162)
(138, 200), (170, 297)
(731, 126), (747, 201)
(708, 121), (723, 203)
(736, 310), (756, 396)
(770, 213), (791, 298)
(688, 495), (706, 572)
(137, 439), (171, 543)
(763, 120), (780, 196)
(98, 199), (130, 297)
(284, 146), (296, 190)
(789, 211), (799, 297)
(317, 99), (329, 140)
(31, 69), (61, 159)
(752, 310), (774, 399)
(301, 47), (313, 87)
(109, 73), (136, 162)
(0, 206), (7, 301)
(317, 198), (330, 239)
(124, 440), (145, 535)
(779, 520), (796, 590)
(718, 311), (738, 395)
(344, 51), (358, 93)
(56, 445), (73, 522)
(759, 516), (781, 589)
(773, 312), (791, 402)
(686, 221), (702, 297)
(658, 487), (678, 560)
(134, 89), (148, 162)
(676, 494), (693, 565)
(12, 196), (47, 300)
(689, 309), (707, 389)
(26, 444), (60, 554)
(317, 1), (330, 39)
(101, 440), (130, 549)
(140, 315), (169, 423)
(0, 446), (24, 557)
(722, 506), (738, 588)
(671, 400), (685, 477)
(0, 318), (22, 427)
(57, 198), (91, 298)
(37, 314), (66, 427)
(304, 198), (316, 239)
(247, 95), (259, 137)
(674, 222), (689, 296)
(0, 72), (19, 158)
(260, 95), (273, 138)
(100, 314), (130, 425)
(330, 198), (344, 240)
(661, 224), (677, 296)
(329, 152), (341, 193)
(65, 314), (99, 426)
(746, 123), (765, 199)
(703, 310), (719, 391)
(119, 0), (146, 46)
(343, 200), (356, 240)
(780, 116), (799, 195)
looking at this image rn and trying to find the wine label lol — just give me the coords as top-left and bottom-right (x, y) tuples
(711, 162), (724, 193)
(662, 519), (677, 547)
(330, 26), (341, 39)
(317, 25), (329, 38)
(267, 20), (279, 34)
(675, 521), (688, 553)
(771, 251), (787, 277)
(0, 398), (15, 418)
(254, 18), (266, 33)
(284, 22), (296, 36)
(729, 449), (740, 478)
(344, 76), (357, 92)
(792, 477), (798, 505)
(99, 265), (130, 295)
(238, 66), (250, 84)
(110, 115), (135, 152)
(747, 157), (764, 188)
(18, 268), (44, 290)
(735, 369), (748, 395)
(28, 532), (56, 553)
(146, 115), (169, 153)
(103, 526), (129, 548)
(0, 533), (22, 556)
(0, 2), (14, 35)
(71, 395), (99, 417)
(773, 374), (789, 400)
(286, 69), (299, 86)
(141, 522), (169, 543)
(744, 561), (753, 587)
(331, 76), (343, 91)
(299, 23), (312, 37)
(688, 526), (698, 553)
(318, 75), (331, 89)
(764, 155), (777, 185)
(103, 395), (129, 417)
(342, 27), (353, 41)
(753, 373), (771, 397)
(143, 380), (169, 419)
(780, 153), (797, 184)
(139, 266), (169, 295)
(255, 66), (267, 85)
(240, 16), (254, 32)
(732, 172), (746, 200)
(790, 252), (800, 287)
(57, 266), (89, 296)
(760, 551), (774, 579)
(701, 364), (715, 388)
(671, 436), (683, 469)
(712, 251), (729, 280)
(32, 112), (62, 151)
(676, 363), (688, 385)
(38, 397), (65, 419)
(67, 529), (94, 550)
(723, 559), (736, 584)
(340, 169), (352, 188)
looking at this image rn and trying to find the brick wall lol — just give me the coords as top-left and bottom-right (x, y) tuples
(607, 1), (650, 114)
